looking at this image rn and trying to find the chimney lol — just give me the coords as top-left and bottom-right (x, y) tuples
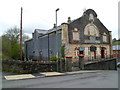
(32, 33), (34, 38)
(67, 17), (71, 23)
(53, 23), (56, 28)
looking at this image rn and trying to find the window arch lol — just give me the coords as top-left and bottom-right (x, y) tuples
(84, 24), (99, 37)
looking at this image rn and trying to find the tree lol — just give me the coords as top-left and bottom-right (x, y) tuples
(22, 34), (30, 45)
(118, 38), (120, 41)
(112, 38), (117, 42)
(0, 36), (2, 53)
(0, 37), (2, 60)
(5, 27), (20, 45)
(2, 35), (12, 60)
(11, 43), (20, 59)
(2, 26), (30, 60)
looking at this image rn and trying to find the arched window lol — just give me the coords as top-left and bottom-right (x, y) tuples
(84, 24), (99, 37)
(84, 24), (99, 41)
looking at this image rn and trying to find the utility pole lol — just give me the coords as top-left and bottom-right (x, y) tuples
(20, 7), (23, 60)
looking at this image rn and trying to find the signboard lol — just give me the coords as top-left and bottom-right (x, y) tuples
(65, 55), (73, 58)
(84, 40), (100, 43)
(79, 47), (84, 51)
(90, 46), (96, 51)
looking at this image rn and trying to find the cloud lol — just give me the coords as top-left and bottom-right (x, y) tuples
(0, 0), (119, 39)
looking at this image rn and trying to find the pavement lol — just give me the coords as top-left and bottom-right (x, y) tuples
(2, 70), (98, 80)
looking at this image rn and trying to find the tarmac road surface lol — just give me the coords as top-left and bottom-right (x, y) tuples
(2, 70), (119, 88)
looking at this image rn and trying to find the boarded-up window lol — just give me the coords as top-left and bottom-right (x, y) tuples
(85, 47), (88, 55)
(103, 35), (107, 42)
(103, 33), (107, 42)
(97, 47), (100, 55)
(73, 32), (80, 40)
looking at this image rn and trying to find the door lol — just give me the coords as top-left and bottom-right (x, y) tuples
(90, 52), (94, 60)
(101, 47), (105, 58)
(94, 51), (96, 59)
(90, 51), (96, 60)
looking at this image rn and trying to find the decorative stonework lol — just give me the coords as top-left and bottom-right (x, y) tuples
(84, 24), (99, 37)
(89, 13), (94, 23)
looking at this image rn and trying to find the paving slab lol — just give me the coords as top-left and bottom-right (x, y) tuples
(40, 72), (64, 76)
(4, 74), (35, 80)
(32, 73), (45, 78)
(64, 70), (98, 75)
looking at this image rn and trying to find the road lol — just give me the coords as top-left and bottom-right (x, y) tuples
(2, 70), (119, 88)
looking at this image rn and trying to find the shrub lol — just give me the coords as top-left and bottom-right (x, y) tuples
(50, 56), (61, 61)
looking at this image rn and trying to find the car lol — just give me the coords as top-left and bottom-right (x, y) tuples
(117, 62), (120, 68)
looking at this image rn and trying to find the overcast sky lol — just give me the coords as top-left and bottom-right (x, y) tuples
(0, 0), (119, 39)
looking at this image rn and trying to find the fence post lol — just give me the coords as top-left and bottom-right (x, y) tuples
(60, 59), (62, 72)
(65, 58), (67, 72)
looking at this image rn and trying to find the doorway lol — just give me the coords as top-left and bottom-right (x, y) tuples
(101, 47), (105, 58)
(90, 51), (96, 60)
(90, 46), (97, 60)
(94, 51), (96, 59)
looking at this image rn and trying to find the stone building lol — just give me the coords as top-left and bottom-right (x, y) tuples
(25, 9), (112, 62)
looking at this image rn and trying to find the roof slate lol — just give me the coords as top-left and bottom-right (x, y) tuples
(35, 29), (48, 34)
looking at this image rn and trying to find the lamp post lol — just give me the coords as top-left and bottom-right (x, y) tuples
(56, 8), (59, 27)
(56, 8), (59, 72)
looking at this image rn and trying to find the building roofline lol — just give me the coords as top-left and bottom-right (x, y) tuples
(38, 29), (62, 38)
(25, 39), (33, 42)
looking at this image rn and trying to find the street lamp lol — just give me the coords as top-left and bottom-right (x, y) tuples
(56, 8), (59, 72)
(56, 8), (59, 27)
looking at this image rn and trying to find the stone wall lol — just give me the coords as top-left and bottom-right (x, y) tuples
(66, 44), (112, 62)
(84, 58), (117, 70)
(2, 60), (57, 74)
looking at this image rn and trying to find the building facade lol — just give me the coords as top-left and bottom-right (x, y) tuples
(25, 9), (112, 62)
(112, 45), (120, 59)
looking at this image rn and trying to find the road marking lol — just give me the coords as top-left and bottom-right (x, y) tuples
(40, 72), (64, 76)
(4, 74), (35, 80)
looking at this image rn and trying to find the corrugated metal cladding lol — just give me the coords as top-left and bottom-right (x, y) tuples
(49, 32), (62, 58)
(25, 40), (34, 59)
(25, 30), (62, 61)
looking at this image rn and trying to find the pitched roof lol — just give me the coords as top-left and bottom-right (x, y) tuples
(35, 29), (48, 34)
(35, 25), (62, 34)
(83, 9), (97, 17)
(48, 25), (62, 33)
